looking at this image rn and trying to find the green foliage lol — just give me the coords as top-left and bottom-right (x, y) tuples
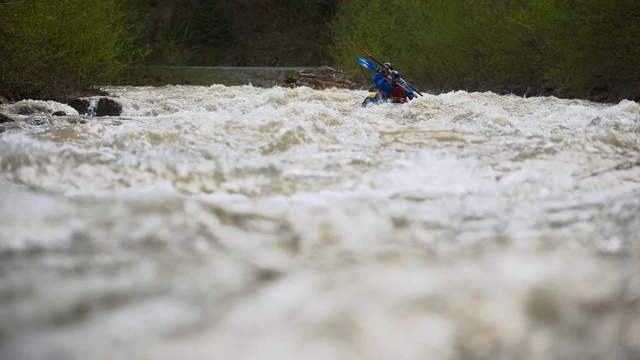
(125, 0), (232, 65)
(3, 0), (637, 101)
(126, 0), (339, 66)
(0, 0), (144, 101)
(511, 0), (640, 91)
(333, 0), (640, 100)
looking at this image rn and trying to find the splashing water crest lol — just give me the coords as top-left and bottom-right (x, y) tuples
(1, 85), (639, 360)
(87, 99), (99, 117)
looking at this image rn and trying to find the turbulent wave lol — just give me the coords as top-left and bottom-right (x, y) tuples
(1, 85), (639, 360)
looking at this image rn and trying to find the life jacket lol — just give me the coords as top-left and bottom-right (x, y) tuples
(373, 78), (392, 98)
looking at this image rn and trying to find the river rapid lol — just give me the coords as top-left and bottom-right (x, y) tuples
(1, 85), (640, 360)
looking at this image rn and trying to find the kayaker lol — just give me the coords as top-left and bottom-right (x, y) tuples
(362, 62), (416, 106)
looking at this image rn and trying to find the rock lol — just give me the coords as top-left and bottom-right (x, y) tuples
(52, 111), (67, 116)
(97, 98), (123, 116)
(67, 97), (123, 117)
(0, 113), (15, 123)
(67, 99), (88, 114)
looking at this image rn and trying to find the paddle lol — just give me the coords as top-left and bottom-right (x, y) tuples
(353, 42), (423, 97)
(353, 42), (385, 69)
(358, 57), (378, 72)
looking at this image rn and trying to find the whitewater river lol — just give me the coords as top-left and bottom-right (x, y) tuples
(1, 85), (640, 360)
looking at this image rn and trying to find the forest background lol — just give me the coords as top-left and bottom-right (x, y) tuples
(1, 0), (639, 103)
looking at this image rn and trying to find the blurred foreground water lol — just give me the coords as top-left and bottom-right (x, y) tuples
(1, 85), (640, 360)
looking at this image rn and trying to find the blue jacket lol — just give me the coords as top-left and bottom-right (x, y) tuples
(371, 73), (392, 97)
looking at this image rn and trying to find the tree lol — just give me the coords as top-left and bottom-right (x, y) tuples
(0, 0), (144, 101)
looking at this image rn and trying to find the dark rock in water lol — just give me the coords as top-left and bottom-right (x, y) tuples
(96, 98), (123, 116)
(67, 99), (88, 114)
(0, 112), (20, 133)
(67, 97), (123, 117)
(0, 113), (15, 123)
(52, 111), (67, 116)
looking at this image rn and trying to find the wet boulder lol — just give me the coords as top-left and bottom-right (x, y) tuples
(0, 113), (20, 133)
(67, 98), (123, 117)
(0, 113), (15, 123)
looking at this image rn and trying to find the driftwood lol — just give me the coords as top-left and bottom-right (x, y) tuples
(281, 67), (365, 90)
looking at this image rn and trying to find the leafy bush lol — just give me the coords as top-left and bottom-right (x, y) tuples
(126, 0), (339, 66)
(125, 0), (233, 65)
(0, 0), (144, 101)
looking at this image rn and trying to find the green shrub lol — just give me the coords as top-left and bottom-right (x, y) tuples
(0, 0), (144, 101)
(332, 0), (640, 99)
